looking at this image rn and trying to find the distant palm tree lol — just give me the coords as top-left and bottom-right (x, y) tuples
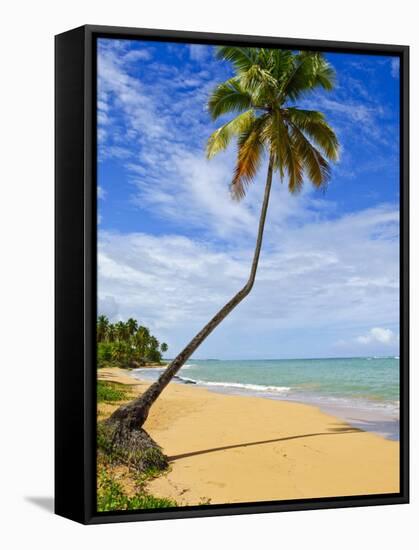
(109, 47), (339, 431)
(126, 318), (138, 337)
(107, 325), (116, 343)
(135, 326), (150, 359)
(115, 321), (128, 342)
(97, 315), (109, 342)
(111, 341), (127, 363)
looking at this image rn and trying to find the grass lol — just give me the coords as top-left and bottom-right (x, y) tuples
(97, 409), (173, 511)
(97, 380), (131, 403)
(97, 468), (177, 512)
(96, 376), (177, 511)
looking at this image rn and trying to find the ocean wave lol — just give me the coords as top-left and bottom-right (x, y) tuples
(295, 393), (400, 414)
(133, 363), (196, 374)
(177, 376), (290, 393)
(133, 367), (166, 373)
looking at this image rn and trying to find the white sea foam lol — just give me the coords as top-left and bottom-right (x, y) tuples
(134, 367), (165, 373)
(177, 376), (290, 393)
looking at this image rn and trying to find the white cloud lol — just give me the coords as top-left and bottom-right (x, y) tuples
(318, 98), (377, 123)
(188, 44), (211, 62)
(131, 148), (259, 239)
(97, 42), (167, 148)
(301, 62), (398, 164)
(98, 203), (399, 356)
(98, 186), (106, 200)
(98, 40), (261, 239)
(97, 42), (352, 243)
(99, 295), (119, 319)
(356, 327), (398, 345)
(305, 95), (387, 147)
(123, 49), (152, 63)
(390, 58), (400, 79)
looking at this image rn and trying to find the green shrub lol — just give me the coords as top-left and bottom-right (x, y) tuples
(97, 342), (114, 367)
(97, 381), (130, 403)
(97, 469), (177, 512)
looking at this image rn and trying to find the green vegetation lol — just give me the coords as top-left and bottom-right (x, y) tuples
(96, 323), (172, 511)
(97, 315), (168, 368)
(97, 418), (174, 512)
(97, 468), (177, 512)
(97, 380), (131, 403)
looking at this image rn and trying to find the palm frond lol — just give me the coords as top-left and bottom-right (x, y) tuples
(290, 125), (331, 188)
(206, 110), (256, 159)
(266, 49), (294, 84)
(282, 52), (336, 102)
(240, 64), (278, 91)
(267, 110), (304, 192)
(283, 134), (304, 194)
(285, 108), (339, 161)
(216, 46), (259, 73)
(263, 110), (286, 180)
(207, 78), (254, 120)
(314, 64), (335, 91)
(230, 116), (268, 200)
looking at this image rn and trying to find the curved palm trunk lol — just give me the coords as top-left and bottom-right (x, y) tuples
(109, 156), (274, 430)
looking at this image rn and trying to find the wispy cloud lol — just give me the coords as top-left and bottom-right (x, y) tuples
(188, 44), (212, 62)
(123, 48), (153, 62)
(300, 56), (400, 183)
(390, 58), (400, 79)
(98, 203), (399, 357)
(97, 41), (346, 241)
(98, 186), (106, 200)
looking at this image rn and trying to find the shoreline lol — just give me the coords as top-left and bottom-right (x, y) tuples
(131, 365), (400, 441)
(98, 367), (399, 506)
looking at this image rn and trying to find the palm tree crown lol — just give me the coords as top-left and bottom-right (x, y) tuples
(207, 47), (339, 199)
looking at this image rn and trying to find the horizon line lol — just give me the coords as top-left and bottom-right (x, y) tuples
(161, 355), (400, 362)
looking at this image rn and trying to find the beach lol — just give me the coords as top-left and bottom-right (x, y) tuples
(98, 366), (399, 506)
(136, 357), (400, 441)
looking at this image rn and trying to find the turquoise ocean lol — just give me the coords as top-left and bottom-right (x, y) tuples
(132, 357), (400, 441)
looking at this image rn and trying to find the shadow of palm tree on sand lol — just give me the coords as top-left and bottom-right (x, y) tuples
(167, 425), (361, 462)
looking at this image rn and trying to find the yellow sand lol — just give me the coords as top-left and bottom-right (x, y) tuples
(98, 367), (399, 506)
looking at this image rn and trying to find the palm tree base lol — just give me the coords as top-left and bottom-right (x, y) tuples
(99, 417), (168, 472)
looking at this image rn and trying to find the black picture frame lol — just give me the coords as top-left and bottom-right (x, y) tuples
(55, 24), (409, 525)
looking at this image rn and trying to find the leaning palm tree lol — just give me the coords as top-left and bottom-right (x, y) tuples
(108, 47), (339, 433)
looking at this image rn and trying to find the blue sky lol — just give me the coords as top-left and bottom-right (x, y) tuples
(97, 38), (400, 359)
